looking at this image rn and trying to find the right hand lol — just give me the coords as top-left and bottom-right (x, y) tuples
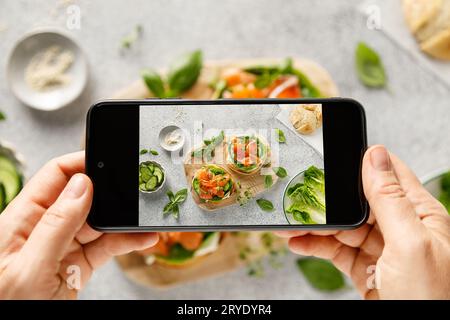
(277, 145), (450, 299)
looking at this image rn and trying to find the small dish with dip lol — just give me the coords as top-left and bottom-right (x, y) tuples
(159, 125), (185, 152)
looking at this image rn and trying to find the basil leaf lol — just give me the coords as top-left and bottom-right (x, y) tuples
(150, 149), (159, 156)
(172, 204), (179, 219)
(355, 42), (387, 88)
(140, 149), (148, 155)
(264, 175), (273, 189)
(256, 198), (274, 212)
(243, 65), (279, 75)
(141, 68), (166, 98)
(297, 258), (345, 291)
(279, 57), (293, 74)
(167, 190), (175, 201)
(273, 167), (287, 178)
(275, 128), (286, 143)
(254, 72), (278, 89)
(163, 202), (174, 214)
(174, 188), (188, 203)
(168, 50), (203, 95)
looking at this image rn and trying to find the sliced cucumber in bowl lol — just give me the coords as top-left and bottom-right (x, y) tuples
(0, 142), (25, 213)
(139, 161), (165, 193)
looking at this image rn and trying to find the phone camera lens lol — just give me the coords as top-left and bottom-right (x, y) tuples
(97, 161), (104, 169)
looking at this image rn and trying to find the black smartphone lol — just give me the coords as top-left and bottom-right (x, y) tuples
(86, 98), (368, 231)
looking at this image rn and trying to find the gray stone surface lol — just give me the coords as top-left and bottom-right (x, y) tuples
(1, 0), (449, 300)
(139, 104), (323, 226)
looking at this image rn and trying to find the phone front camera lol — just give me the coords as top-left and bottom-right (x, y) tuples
(97, 161), (104, 169)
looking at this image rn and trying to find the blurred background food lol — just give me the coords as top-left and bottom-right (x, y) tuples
(0, 0), (449, 299)
(402, 0), (450, 60)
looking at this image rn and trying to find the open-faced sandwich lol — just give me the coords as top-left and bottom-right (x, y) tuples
(210, 57), (338, 99)
(137, 232), (223, 267)
(192, 164), (235, 202)
(226, 135), (270, 175)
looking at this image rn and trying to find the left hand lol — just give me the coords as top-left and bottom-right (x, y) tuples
(0, 151), (158, 299)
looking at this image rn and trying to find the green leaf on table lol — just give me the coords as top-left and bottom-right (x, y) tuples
(141, 68), (166, 98)
(0, 111), (5, 121)
(150, 149), (159, 156)
(163, 188), (188, 218)
(140, 149), (149, 155)
(256, 198), (274, 212)
(174, 188), (188, 203)
(275, 128), (286, 143)
(273, 167), (288, 178)
(264, 175), (273, 189)
(296, 258), (345, 291)
(121, 24), (143, 49)
(167, 50), (203, 95)
(355, 42), (387, 88)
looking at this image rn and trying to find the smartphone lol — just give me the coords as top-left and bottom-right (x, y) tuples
(86, 98), (368, 231)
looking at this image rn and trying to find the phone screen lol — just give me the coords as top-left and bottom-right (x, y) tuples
(138, 103), (326, 227)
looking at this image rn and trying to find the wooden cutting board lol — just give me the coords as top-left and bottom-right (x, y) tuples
(106, 57), (338, 289)
(184, 141), (278, 211)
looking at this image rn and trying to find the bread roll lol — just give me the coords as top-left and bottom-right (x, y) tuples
(403, 0), (450, 60)
(289, 104), (322, 135)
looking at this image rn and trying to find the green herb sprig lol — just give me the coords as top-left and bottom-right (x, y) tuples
(163, 188), (188, 219)
(355, 42), (387, 88)
(256, 198), (274, 212)
(121, 24), (143, 49)
(273, 166), (287, 178)
(275, 128), (286, 143)
(297, 258), (345, 291)
(142, 50), (203, 98)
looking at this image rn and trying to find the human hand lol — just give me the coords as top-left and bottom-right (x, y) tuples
(0, 151), (158, 299)
(277, 145), (450, 299)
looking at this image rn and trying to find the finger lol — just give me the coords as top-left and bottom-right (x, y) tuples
(76, 223), (103, 245)
(362, 145), (423, 242)
(288, 235), (361, 276)
(20, 174), (93, 266)
(273, 231), (309, 238)
(334, 224), (372, 248)
(2, 152), (85, 231)
(390, 153), (448, 217)
(84, 233), (159, 269)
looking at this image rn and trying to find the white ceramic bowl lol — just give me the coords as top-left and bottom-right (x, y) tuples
(7, 29), (88, 111)
(158, 125), (185, 152)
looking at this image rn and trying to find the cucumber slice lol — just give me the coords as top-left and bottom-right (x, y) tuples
(145, 176), (158, 190)
(0, 183), (6, 212)
(194, 232), (220, 257)
(223, 180), (231, 192)
(192, 177), (200, 194)
(0, 169), (21, 204)
(147, 164), (155, 174)
(154, 170), (164, 184)
(0, 156), (17, 173)
(140, 166), (151, 182)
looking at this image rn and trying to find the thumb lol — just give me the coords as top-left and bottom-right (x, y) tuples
(362, 145), (420, 243)
(21, 174), (93, 266)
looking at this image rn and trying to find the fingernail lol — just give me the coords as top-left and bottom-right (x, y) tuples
(370, 146), (391, 171)
(64, 174), (87, 199)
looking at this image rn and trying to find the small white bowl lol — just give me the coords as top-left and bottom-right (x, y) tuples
(6, 28), (88, 111)
(421, 167), (450, 199)
(159, 125), (185, 152)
